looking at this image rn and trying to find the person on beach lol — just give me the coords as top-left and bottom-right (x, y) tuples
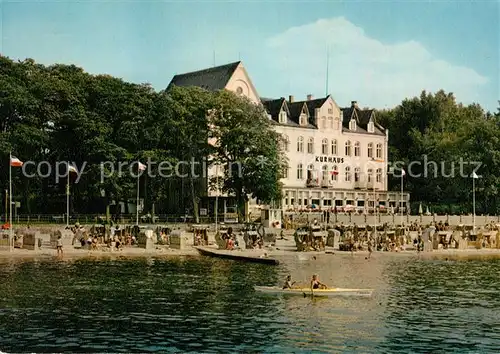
(56, 235), (63, 256)
(366, 238), (373, 259)
(310, 274), (328, 290)
(282, 275), (296, 289)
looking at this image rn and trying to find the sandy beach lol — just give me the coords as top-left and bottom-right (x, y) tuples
(1, 236), (500, 262)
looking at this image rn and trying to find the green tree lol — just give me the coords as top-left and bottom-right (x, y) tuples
(210, 90), (285, 221)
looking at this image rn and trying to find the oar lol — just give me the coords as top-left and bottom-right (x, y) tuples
(303, 289), (314, 298)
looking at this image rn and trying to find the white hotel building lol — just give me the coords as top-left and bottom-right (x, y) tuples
(168, 61), (409, 214)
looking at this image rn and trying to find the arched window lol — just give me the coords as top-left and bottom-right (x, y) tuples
(297, 136), (304, 152)
(297, 163), (303, 180)
(307, 164), (314, 179)
(322, 139), (328, 154)
(345, 141), (352, 156)
(282, 163), (289, 179)
(345, 166), (351, 182)
(328, 116), (333, 129)
(367, 168), (373, 183)
(355, 167), (361, 182)
(335, 118), (340, 130)
(354, 141), (360, 157)
(307, 137), (314, 154)
(367, 143), (373, 158)
(321, 117), (327, 129)
(376, 168), (382, 183)
(322, 165), (329, 182)
(331, 165), (338, 181)
(283, 135), (289, 152)
(279, 110), (287, 124)
(331, 139), (337, 155)
(376, 143), (382, 159)
(368, 121), (374, 133)
(349, 120), (357, 131)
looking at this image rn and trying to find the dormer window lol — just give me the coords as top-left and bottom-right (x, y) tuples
(279, 111), (287, 124)
(349, 119), (357, 131)
(368, 121), (375, 133)
(300, 113), (307, 125)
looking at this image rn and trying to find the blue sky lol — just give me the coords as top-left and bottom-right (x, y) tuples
(1, 0), (498, 111)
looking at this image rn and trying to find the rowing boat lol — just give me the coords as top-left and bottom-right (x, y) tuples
(254, 286), (373, 297)
(195, 247), (280, 265)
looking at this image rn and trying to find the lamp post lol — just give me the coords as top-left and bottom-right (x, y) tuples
(373, 188), (378, 239)
(400, 168), (405, 227)
(472, 171), (478, 230)
(215, 164), (219, 234)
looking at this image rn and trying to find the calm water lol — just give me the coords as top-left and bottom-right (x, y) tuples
(0, 254), (499, 353)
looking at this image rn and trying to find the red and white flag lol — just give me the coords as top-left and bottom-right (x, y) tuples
(68, 162), (78, 174)
(138, 161), (146, 171)
(10, 156), (23, 167)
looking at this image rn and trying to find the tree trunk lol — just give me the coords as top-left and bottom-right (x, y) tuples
(190, 176), (199, 224)
(106, 203), (110, 225)
(235, 188), (245, 223)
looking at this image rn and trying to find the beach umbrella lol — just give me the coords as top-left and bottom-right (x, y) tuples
(425, 206), (430, 215)
(419, 203), (423, 215)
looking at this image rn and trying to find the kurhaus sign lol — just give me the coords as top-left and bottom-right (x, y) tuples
(316, 156), (344, 163)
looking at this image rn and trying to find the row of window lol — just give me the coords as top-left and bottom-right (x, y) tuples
(283, 164), (383, 183)
(279, 113), (342, 129)
(281, 136), (383, 158)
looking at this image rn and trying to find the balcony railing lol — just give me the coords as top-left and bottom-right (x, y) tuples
(306, 178), (320, 188)
(321, 179), (333, 188)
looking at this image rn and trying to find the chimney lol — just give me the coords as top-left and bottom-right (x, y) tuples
(307, 94), (313, 101)
(351, 101), (358, 108)
(289, 95), (294, 103)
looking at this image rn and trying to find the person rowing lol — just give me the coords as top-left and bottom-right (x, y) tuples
(310, 274), (328, 291)
(282, 275), (296, 289)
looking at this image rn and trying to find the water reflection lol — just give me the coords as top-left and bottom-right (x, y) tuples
(0, 255), (498, 352)
(378, 257), (500, 353)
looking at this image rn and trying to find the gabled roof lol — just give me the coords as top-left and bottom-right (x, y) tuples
(341, 105), (384, 135)
(262, 98), (286, 119)
(357, 109), (374, 126)
(167, 61), (241, 91)
(305, 97), (329, 118)
(288, 101), (309, 125)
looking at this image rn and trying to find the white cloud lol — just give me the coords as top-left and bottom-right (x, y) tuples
(262, 17), (488, 108)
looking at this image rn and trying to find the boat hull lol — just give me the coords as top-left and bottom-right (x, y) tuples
(195, 247), (280, 265)
(254, 286), (373, 297)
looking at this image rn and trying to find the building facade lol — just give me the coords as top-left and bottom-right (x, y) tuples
(168, 61), (410, 215)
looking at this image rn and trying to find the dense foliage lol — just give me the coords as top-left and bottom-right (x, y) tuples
(0, 56), (284, 220)
(1, 56), (498, 217)
(377, 91), (500, 215)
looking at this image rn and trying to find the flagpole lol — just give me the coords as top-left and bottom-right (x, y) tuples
(136, 173), (140, 226)
(9, 152), (13, 252)
(400, 172), (404, 227)
(373, 188), (377, 239)
(66, 165), (70, 227)
(473, 175), (476, 231)
(215, 164), (219, 234)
